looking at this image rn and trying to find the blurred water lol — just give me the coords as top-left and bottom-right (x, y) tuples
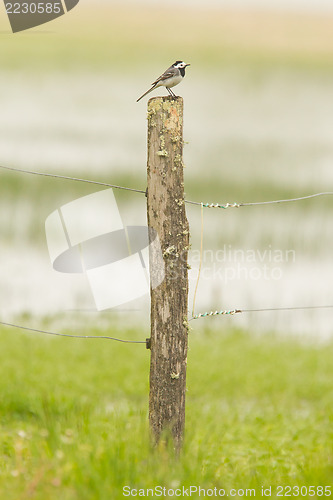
(0, 70), (332, 339)
(1, 71), (333, 184)
(0, 239), (332, 340)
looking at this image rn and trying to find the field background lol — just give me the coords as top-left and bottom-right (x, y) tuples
(0, 1), (333, 334)
(0, 0), (332, 497)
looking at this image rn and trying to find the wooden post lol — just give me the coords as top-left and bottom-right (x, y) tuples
(146, 96), (189, 450)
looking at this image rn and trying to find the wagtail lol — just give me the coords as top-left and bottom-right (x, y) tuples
(136, 61), (190, 102)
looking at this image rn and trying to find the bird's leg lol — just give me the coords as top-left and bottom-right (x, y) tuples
(166, 87), (177, 98)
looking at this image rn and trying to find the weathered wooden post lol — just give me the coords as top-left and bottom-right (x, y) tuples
(146, 96), (189, 450)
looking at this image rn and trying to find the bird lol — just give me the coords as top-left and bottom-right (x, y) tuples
(136, 61), (190, 102)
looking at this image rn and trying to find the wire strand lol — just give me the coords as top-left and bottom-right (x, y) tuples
(0, 320), (146, 344)
(241, 305), (333, 313)
(190, 305), (333, 320)
(2, 164), (332, 209)
(0, 165), (146, 195)
(192, 202), (204, 317)
(241, 192), (333, 206)
(187, 192), (333, 209)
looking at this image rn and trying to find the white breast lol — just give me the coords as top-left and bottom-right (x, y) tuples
(157, 74), (183, 89)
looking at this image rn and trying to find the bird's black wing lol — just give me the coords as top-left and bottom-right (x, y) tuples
(151, 66), (178, 85)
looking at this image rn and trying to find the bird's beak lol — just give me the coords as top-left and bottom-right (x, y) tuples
(185, 63), (190, 67)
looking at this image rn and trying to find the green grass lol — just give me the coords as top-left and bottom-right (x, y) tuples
(0, 325), (332, 498)
(1, 5), (333, 497)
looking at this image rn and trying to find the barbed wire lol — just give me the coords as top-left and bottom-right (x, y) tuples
(201, 192), (333, 209)
(0, 164), (146, 195)
(190, 305), (333, 321)
(2, 164), (333, 332)
(0, 320), (146, 344)
(186, 192), (333, 209)
(1, 307), (332, 341)
(1, 164), (332, 209)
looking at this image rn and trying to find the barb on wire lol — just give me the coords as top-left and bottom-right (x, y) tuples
(201, 202), (240, 209)
(191, 309), (241, 320)
(0, 320), (146, 344)
(185, 200), (241, 208)
(186, 192), (333, 209)
(190, 305), (333, 321)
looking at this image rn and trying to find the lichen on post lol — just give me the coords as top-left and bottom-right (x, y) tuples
(146, 96), (189, 450)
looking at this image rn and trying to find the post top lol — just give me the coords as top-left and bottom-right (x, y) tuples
(147, 96), (183, 114)
(148, 96), (183, 104)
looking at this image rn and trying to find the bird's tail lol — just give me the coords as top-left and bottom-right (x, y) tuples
(136, 85), (156, 102)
